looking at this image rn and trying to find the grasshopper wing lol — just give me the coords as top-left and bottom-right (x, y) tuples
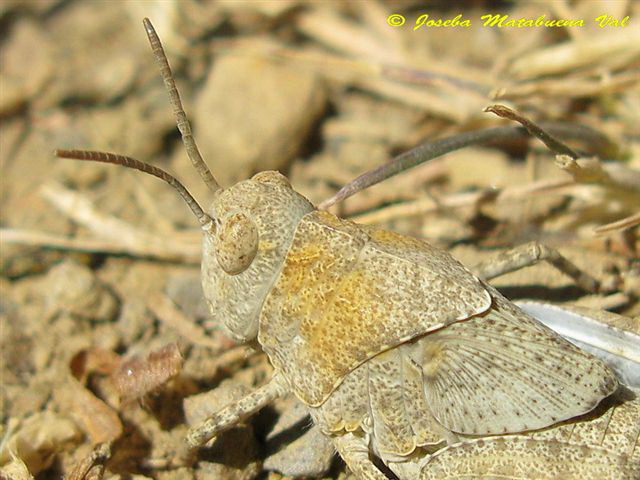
(416, 287), (619, 435)
(259, 210), (491, 406)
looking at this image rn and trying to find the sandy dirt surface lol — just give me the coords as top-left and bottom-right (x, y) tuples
(1, 1), (638, 479)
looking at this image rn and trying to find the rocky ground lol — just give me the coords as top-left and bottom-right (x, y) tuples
(1, 1), (638, 479)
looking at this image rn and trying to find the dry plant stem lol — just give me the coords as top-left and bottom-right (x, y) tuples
(381, 64), (489, 95)
(205, 345), (257, 376)
(350, 177), (573, 224)
(134, 183), (177, 234)
(39, 182), (201, 262)
(597, 292), (632, 311)
(494, 70), (640, 100)
(509, 27), (640, 79)
(484, 105), (580, 159)
(0, 228), (201, 264)
(249, 41), (480, 121)
(0, 228), (128, 255)
(594, 212), (640, 235)
(147, 293), (224, 349)
(292, 8), (489, 120)
(320, 123), (608, 209)
(56, 184), (196, 253)
(556, 155), (640, 194)
(142, 18), (221, 193)
(187, 375), (288, 447)
(0, 419), (19, 454)
(471, 241), (600, 293)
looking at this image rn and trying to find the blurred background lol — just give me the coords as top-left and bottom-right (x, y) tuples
(1, 1), (638, 479)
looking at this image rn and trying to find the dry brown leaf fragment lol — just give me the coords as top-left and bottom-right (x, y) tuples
(69, 348), (122, 383)
(0, 413), (82, 475)
(65, 349), (123, 445)
(66, 377), (123, 445)
(112, 343), (184, 404)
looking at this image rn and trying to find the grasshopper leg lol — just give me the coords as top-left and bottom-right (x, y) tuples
(333, 432), (389, 480)
(186, 374), (287, 447)
(471, 240), (601, 293)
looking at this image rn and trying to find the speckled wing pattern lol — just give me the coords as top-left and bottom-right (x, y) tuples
(417, 287), (618, 436)
(258, 210), (491, 407)
(419, 391), (639, 480)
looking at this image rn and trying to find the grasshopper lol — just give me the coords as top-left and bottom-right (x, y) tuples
(55, 19), (635, 479)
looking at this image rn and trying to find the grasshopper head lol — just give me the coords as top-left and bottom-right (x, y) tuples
(55, 19), (314, 345)
(202, 171), (313, 342)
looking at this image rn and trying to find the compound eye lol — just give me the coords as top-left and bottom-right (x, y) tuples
(252, 171), (290, 188)
(215, 213), (258, 275)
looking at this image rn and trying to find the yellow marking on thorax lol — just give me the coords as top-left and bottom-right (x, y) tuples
(300, 266), (383, 371)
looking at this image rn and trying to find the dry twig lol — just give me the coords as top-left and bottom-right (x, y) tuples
(147, 293), (223, 349)
(594, 212), (640, 235)
(31, 183), (202, 262)
(350, 177), (573, 225)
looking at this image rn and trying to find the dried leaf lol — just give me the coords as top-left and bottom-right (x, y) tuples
(112, 343), (183, 404)
(0, 413), (82, 474)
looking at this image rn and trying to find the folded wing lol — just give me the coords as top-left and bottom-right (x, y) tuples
(417, 288), (618, 435)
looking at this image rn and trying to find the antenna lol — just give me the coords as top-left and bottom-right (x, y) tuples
(54, 149), (214, 230)
(142, 17), (221, 193)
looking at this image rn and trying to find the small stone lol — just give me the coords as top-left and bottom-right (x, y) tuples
(263, 395), (335, 477)
(39, 3), (146, 108)
(43, 260), (119, 322)
(263, 423), (335, 477)
(194, 55), (327, 186)
(0, 19), (53, 116)
(156, 467), (195, 480)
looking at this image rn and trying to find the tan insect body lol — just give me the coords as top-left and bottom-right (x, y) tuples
(200, 173), (617, 447)
(55, 19), (637, 480)
(258, 210), (492, 406)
